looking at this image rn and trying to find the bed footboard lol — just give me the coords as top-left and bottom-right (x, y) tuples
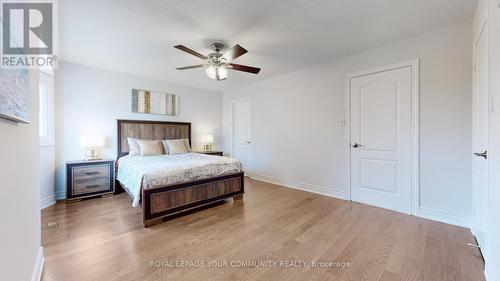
(142, 172), (244, 227)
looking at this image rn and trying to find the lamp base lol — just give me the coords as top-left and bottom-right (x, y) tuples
(85, 148), (101, 161)
(203, 144), (213, 152)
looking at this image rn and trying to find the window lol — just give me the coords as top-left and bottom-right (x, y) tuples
(39, 70), (54, 146)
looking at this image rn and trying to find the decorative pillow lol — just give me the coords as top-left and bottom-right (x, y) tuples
(127, 138), (141, 156)
(183, 138), (192, 152)
(161, 140), (170, 155)
(138, 140), (164, 156)
(164, 139), (189, 154)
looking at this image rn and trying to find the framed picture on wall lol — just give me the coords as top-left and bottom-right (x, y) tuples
(131, 89), (178, 116)
(0, 68), (30, 123)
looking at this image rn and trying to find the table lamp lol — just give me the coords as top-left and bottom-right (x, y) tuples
(201, 134), (214, 151)
(80, 135), (106, 160)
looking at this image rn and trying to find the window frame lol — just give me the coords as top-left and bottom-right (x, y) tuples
(39, 69), (55, 147)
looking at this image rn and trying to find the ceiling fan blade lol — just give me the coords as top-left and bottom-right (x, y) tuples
(228, 63), (261, 74)
(221, 44), (248, 61)
(176, 64), (206, 70)
(174, 45), (207, 60)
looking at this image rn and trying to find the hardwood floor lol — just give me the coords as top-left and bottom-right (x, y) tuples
(41, 178), (485, 281)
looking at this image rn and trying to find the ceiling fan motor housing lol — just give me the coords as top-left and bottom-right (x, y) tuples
(210, 42), (224, 52)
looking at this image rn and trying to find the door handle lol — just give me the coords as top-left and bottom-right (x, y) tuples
(474, 150), (487, 159)
(352, 143), (362, 148)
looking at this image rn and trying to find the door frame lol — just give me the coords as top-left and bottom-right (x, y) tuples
(345, 59), (420, 215)
(231, 97), (252, 168)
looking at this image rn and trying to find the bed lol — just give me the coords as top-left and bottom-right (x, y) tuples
(116, 119), (244, 227)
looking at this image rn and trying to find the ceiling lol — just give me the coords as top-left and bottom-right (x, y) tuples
(59, 0), (477, 91)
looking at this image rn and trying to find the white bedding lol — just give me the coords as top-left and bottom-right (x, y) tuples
(116, 153), (242, 207)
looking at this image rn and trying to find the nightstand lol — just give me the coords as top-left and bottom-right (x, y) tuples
(66, 159), (115, 200)
(196, 151), (223, 156)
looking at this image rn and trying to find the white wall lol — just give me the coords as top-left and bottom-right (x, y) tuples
(476, 1), (500, 280)
(55, 61), (223, 198)
(40, 145), (56, 208)
(0, 71), (42, 281)
(223, 22), (473, 227)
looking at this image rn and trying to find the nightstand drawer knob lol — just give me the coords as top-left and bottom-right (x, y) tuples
(86, 171), (100, 176)
(86, 184), (101, 189)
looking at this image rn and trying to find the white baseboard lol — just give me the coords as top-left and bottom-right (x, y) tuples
(246, 171), (346, 200)
(40, 195), (56, 209)
(31, 247), (45, 281)
(417, 206), (471, 228)
(55, 191), (65, 200)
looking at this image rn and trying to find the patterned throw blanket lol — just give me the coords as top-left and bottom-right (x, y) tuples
(117, 153), (242, 207)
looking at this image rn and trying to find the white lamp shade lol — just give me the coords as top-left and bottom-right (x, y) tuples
(80, 135), (106, 148)
(205, 66), (228, 80)
(201, 134), (214, 144)
(205, 66), (216, 80)
(217, 66), (228, 80)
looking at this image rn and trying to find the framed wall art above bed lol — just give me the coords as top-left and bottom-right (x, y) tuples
(131, 89), (178, 116)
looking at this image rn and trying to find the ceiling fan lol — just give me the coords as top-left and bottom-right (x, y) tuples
(174, 43), (261, 81)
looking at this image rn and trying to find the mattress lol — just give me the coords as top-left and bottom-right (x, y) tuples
(116, 153), (242, 207)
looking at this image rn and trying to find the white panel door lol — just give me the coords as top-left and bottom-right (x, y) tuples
(472, 25), (489, 253)
(350, 66), (412, 214)
(232, 99), (251, 168)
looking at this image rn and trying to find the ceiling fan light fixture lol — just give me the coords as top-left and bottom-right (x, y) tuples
(205, 65), (215, 79)
(175, 43), (260, 80)
(218, 66), (228, 80)
(206, 65), (228, 81)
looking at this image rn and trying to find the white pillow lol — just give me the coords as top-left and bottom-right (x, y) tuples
(163, 139), (189, 154)
(127, 138), (141, 156)
(161, 140), (170, 155)
(183, 138), (192, 152)
(138, 140), (164, 156)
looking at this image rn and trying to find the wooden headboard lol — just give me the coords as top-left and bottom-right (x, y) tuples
(117, 119), (191, 158)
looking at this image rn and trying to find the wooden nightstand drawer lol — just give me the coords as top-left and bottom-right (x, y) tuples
(67, 160), (115, 200)
(72, 164), (110, 181)
(73, 177), (110, 195)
